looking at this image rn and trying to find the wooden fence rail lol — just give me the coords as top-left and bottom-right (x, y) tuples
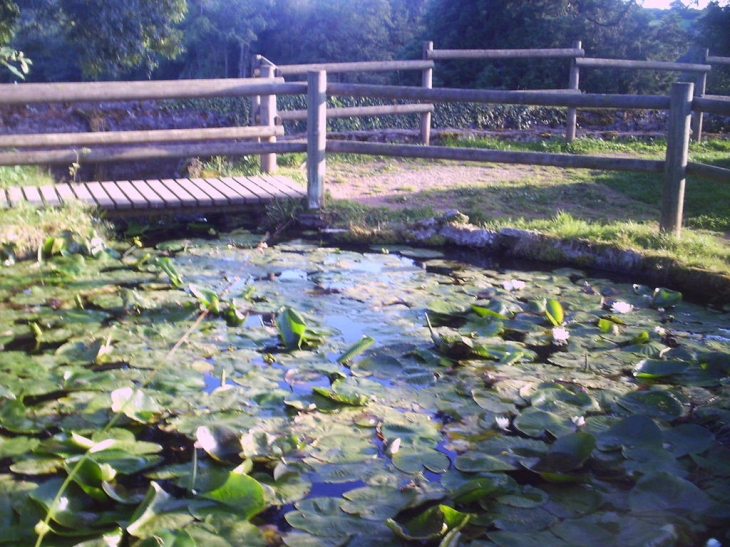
(2, 45), (730, 237)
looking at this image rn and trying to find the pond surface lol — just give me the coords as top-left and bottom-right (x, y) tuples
(1, 231), (729, 547)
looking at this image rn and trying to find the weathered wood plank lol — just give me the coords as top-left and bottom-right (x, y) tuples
(234, 176), (278, 200)
(39, 185), (62, 207)
(115, 181), (151, 210)
(199, 178), (247, 205)
(146, 180), (183, 208)
(22, 185), (44, 206)
(217, 177), (260, 202)
(55, 184), (77, 205)
(248, 176), (293, 199)
(187, 178), (231, 207)
(7, 186), (25, 206)
(85, 182), (116, 210)
(257, 174), (306, 198)
(99, 182), (134, 210)
(159, 179), (206, 207)
(69, 183), (99, 207)
(128, 180), (166, 209)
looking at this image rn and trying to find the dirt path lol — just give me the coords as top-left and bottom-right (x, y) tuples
(324, 157), (659, 223)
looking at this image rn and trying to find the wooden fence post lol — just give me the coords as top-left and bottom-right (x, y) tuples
(691, 48), (708, 144)
(566, 41), (581, 143)
(307, 71), (327, 210)
(259, 63), (278, 173)
(421, 42), (434, 146)
(660, 82), (694, 237)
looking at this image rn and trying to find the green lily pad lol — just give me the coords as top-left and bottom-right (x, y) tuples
(616, 389), (685, 421)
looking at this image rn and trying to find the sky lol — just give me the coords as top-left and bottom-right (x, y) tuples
(640, 0), (713, 8)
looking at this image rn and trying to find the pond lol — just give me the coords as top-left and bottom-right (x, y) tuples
(1, 230), (729, 547)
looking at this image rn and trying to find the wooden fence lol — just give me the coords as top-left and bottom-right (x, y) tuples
(1, 45), (729, 236)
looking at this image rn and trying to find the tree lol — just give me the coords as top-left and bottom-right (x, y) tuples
(696, 1), (730, 93)
(420, 0), (695, 93)
(10, 0), (187, 79)
(174, 0), (273, 79)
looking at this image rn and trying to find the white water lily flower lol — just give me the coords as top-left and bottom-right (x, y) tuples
(503, 279), (525, 291)
(705, 539), (722, 547)
(495, 416), (510, 431)
(552, 327), (570, 346)
(572, 416), (586, 427)
(655, 326), (667, 336)
(611, 301), (633, 314)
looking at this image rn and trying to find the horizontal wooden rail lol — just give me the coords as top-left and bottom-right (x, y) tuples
(276, 60), (434, 76)
(706, 56), (730, 66)
(327, 141), (664, 173)
(327, 82), (671, 110)
(0, 126), (284, 149)
(428, 48), (585, 60)
(0, 141), (306, 166)
(279, 103), (434, 122)
(687, 162), (730, 184)
(693, 96), (730, 115)
(576, 57), (711, 73)
(0, 78), (307, 105)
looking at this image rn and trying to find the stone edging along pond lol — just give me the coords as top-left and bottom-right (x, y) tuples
(320, 209), (730, 305)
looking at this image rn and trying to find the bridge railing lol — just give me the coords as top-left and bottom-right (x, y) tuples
(0, 77), (308, 168)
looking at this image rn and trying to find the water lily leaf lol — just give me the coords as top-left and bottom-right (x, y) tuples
(487, 530), (571, 547)
(0, 435), (40, 458)
(545, 299), (565, 327)
(662, 423), (715, 457)
(513, 408), (574, 438)
(454, 452), (519, 473)
(542, 483), (603, 518)
(472, 390), (517, 413)
(617, 389), (684, 421)
(341, 486), (415, 520)
(650, 287), (682, 309)
(110, 387), (162, 423)
(550, 518), (618, 545)
(337, 336), (375, 364)
(277, 307), (324, 350)
(29, 478), (101, 529)
(196, 425), (242, 464)
(596, 414), (663, 451)
(629, 471), (712, 514)
(392, 448), (451, 474)
(528, 432), (596, 474)
(135, 529), (196, 547)
(198, 469), (266, 520)
(497, 485), (549, 508)
(633, 359), (689, 379)
(386, 504), (470, 542)
(126, 482), (194, 538)
(471, 303), (510, 320)
(286, 497), (376, 538)
(492, 505), (556, 532)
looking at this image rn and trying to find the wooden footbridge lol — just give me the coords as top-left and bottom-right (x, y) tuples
(0, 175), (306, 217)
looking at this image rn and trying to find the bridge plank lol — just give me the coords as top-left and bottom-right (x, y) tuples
(146, 179), (183, 208)
(22, 185), (44, 206)
(218, 177), (260, 202)
(85, 182), (116, 210)
(187, 178), (234, 206)
(55, 184), (76, 205)
(69, 183), (99, 207)
(7, 186), (24, 206)
(247, 175), (298, 199)
(159, 179), (209, 207)
(6, 175), (303, 215)
(114, 180), (149, 210)
(129, 180), (166, 209)
(257, 174), (306, 198)
(99, 182), (133, 210)
(39, 185), (62, 207)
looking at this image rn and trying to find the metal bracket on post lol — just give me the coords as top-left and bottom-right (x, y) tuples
(307, 71), (327, 210)
(421, 42), (434, 146)
(660, 82), (694, 237)
(566, 41), (581, 143)
(259, 63), (277, 173)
